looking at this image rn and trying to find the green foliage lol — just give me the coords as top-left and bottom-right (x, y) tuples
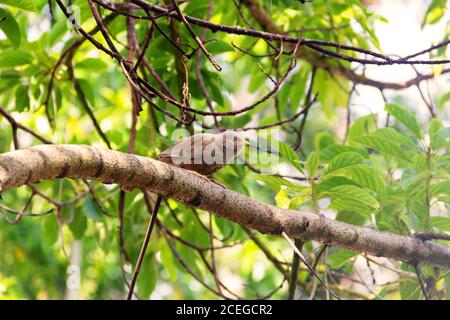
(321, 185), (379, 218)
(137, 253), (158, 299)
(421, 0), (447, 27)
(268, 105), (450, 278)
(0, 8), (20, 48)
(327, 249), (358, 269)
(385, 104), (422, 138)
(0, 0), (38, 12)
(277, 140), (303, 172)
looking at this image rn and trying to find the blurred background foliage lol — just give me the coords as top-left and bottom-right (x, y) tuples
(0, 0), (449, 299)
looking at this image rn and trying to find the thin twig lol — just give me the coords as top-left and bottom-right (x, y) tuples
(169, 0), (221, 71)
(127, 194), (161, 300)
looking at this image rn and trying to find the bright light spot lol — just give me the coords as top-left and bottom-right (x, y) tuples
(100, 119), (112, 131)
(159, 123), (167, 136)
(36, 116), (50, 134)
(151, 283), (173, 299)
(189, 281), (201, 292)
(252, 262), (266, 281)
(317, 198), (331, 209)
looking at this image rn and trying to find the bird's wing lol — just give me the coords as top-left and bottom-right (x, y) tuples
(158, 133), (216, 163)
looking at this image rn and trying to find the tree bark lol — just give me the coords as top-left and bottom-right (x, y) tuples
(0, 144), (449, 267)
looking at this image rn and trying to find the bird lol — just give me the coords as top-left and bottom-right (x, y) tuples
(157, 131), (246, 176)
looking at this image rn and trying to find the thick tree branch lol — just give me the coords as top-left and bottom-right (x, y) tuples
(0, 145), (450, 267)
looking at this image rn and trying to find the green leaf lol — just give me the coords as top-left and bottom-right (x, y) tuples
(421, 0), (446, 27)
(400, 168), (416, 190)
(82, 197), (103, 221)
(136, 254), (158, 299)
(247, 70), (266, 93)
(429, 119), (449, 150)
(406, 170), (431, 195)
(320, 185), (379, 217)
(275, 188), (291, 209)
(400, 278), (422, 300)
(445, 272), (450, 300)
(353, 134), (413, 162)
(276, 140), (302, 172)
(336, 211), (367, 226)
(338, 164), (385, 193)
(78, 78), (96, 106)
(319, 144), (368, 163)
(69, 207), (87, 240)
(254, 174), (306, 192)
(231, 114), (251, 128)
(385, 103), (422, 138)
(15, 84), (30, 111)
(325, 152), (364, 174)
(376, 205), (408, 233)
(160, 242), (177, 281)
(48, 18), (70, 48)
(348, 114), (376, 142)
(373, 127), (419, 150)
(313, 70), (349, 116)
(205, 41), (234, 54)
(0, 49), (32, 68)
(289, 191), (312, 209)
(430, 131), (449, 150)
(306, 151), (319, 177)
(437, 91), (450, 109)
(430, 216), (450, 231)
(407, 198), (428, 231)
(430, 181), (450, 196)
(412, 154), (428, 172)
(0, 8), (21, 48)
(399, 263), (422, 300)
(42, 214), (59, 245)
(429, 118), (442, 136)
(0, 0), (37, 11)
(288, 66), (309, 107)
(76, 58), (108, 72)
(327, 249), (358, 269)
(317, 176), (358, 193)
(314, 132), (337, 151)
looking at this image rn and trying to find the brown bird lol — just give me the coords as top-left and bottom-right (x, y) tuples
(158, 131), (246, 176)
